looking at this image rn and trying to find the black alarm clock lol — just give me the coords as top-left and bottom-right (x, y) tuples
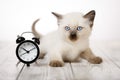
(16, 32), (40, 67)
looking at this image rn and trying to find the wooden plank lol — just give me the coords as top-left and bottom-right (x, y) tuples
(96, 41), (120, 67)
(47, 63), (73, 80)
(18, 59), (48, 80)
(0, 41), (12, 63)
(71, 61), (92, 80)
(71, 42), (120, 80)
(18, 61), (73, 80)
(0, 41), (24, 80)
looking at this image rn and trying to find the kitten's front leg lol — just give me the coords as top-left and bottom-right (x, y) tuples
(39, 53), (46, 59)
(49, 51), (64, 67)
(80, 48), (102, 64)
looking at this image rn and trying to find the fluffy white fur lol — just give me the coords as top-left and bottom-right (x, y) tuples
(32, 10), (102, 67)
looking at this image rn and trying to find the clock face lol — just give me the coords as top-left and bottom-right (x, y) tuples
(16, 40), (39, 64)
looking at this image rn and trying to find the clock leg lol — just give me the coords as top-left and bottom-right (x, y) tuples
(27, 64), (30, 67)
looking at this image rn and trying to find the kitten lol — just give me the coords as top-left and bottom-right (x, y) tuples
(32, 10), (102, 67)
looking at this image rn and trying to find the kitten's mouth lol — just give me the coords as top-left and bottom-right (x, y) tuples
(69, 32), (77, 41)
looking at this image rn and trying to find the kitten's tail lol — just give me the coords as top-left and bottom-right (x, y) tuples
(32, 19), (42, 38)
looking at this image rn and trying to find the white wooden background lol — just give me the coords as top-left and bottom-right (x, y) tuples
(0, 41), (120, 80)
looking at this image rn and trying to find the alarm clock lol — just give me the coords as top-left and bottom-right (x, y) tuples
(16, 32), (40, 67)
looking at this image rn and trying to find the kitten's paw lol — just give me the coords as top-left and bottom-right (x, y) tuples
(39, 53), (46, 59)
(49, 60), (64, 67)
(89, 57), (102, 64)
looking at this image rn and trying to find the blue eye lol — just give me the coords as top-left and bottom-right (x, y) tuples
(77, 26), (83, 31)
(65, 26), (70, 31)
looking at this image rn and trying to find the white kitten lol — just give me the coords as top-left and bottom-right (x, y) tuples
(32, 10), (102, 67)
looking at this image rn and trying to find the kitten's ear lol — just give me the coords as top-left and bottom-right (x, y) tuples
(52, 12), (62, 19)
(84, 10), (95, 22)
(84, 10), (96, 27)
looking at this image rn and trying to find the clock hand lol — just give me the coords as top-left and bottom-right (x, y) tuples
(20, 52), (27, 56)
(22, 48), (28, 52)
(29, 47), (36, 52)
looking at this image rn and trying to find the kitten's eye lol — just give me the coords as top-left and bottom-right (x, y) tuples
(65, 26), (70, 31)
(77, 26), (83, 31)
